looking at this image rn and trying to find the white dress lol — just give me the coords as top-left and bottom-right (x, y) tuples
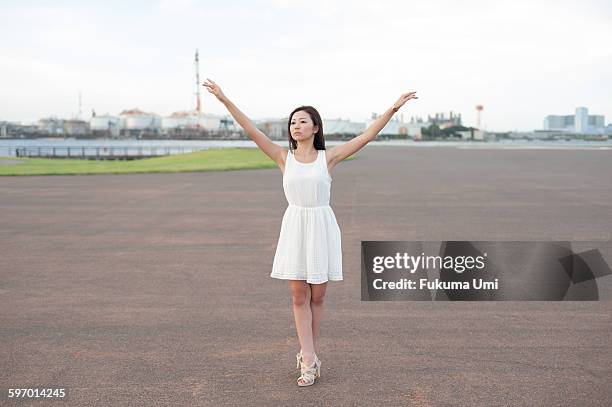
(270, 149), (343, 284)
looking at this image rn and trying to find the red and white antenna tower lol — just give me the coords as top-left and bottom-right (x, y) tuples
(475, 105), (484, 129)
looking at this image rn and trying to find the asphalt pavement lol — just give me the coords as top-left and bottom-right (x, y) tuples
(1, 145), (611, 406)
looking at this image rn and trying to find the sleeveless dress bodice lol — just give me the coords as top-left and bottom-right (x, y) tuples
(270, 149), (343, 284)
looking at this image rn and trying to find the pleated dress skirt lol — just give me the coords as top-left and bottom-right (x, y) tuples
(271, 148), (343, 284)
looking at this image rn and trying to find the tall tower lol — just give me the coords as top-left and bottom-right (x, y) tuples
(475, 105), (484, 129)
(194, 49), (202, 115)
(575, 107), (588, 134)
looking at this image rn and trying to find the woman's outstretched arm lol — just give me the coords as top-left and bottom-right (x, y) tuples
(328, 91), (418, 166)
(203, 78), (284, 164)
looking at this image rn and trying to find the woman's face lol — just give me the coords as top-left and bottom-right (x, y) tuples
(290, 110), (319, 141)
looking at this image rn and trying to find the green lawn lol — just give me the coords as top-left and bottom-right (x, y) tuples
(0, 148), (355, 176)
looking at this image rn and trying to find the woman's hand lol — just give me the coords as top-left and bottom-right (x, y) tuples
(392, 91), (418, 112)
(203, 78), (228, 103)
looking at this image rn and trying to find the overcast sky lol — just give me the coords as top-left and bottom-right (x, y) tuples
(1, 0), (610, 131)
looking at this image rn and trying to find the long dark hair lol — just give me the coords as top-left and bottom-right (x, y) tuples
(287, 105), (326, 152)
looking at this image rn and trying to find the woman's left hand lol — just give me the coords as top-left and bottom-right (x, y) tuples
(392, 91), (418, 112)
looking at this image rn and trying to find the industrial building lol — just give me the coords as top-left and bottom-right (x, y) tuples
(254, 111), (468, 141)
(365, 116), (418, 137)
(254, 118), (367, 141)
(119, 108), (162, 137)
(162, 111), (235, 133)
(38, 118), (89, 136)
(90, 114), (121, 137)
(323, 119), (366, 136)
(366, 111), (464, 139)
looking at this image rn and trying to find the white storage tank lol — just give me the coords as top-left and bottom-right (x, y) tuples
(162, 111), (200, 129)
(38, 118), (64, 135)
(90, 115), (121, 137)
(90, 115), (121, 130)
(200, 114), (234, 131)
(63, 119), (89, 135)
(119, 108), (161, 130)
(200, 115), (221, 130)
(162, 112), (234, 132)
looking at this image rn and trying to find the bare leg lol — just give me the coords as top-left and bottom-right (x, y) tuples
(289, 280), (315, 366)
(310, 282), (327, 350)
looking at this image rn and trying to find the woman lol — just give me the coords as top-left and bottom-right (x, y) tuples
(203, 78), (417, 386)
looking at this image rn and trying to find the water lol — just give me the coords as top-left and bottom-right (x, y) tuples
(1, 138), (610, 157)
(0, 139), (257, 157)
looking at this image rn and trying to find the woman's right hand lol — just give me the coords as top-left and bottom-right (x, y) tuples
(203, 78), (228, 103)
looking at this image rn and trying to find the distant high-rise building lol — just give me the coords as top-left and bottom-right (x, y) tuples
(543, 107), (605, 134)
(575, 107), (588, 133)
